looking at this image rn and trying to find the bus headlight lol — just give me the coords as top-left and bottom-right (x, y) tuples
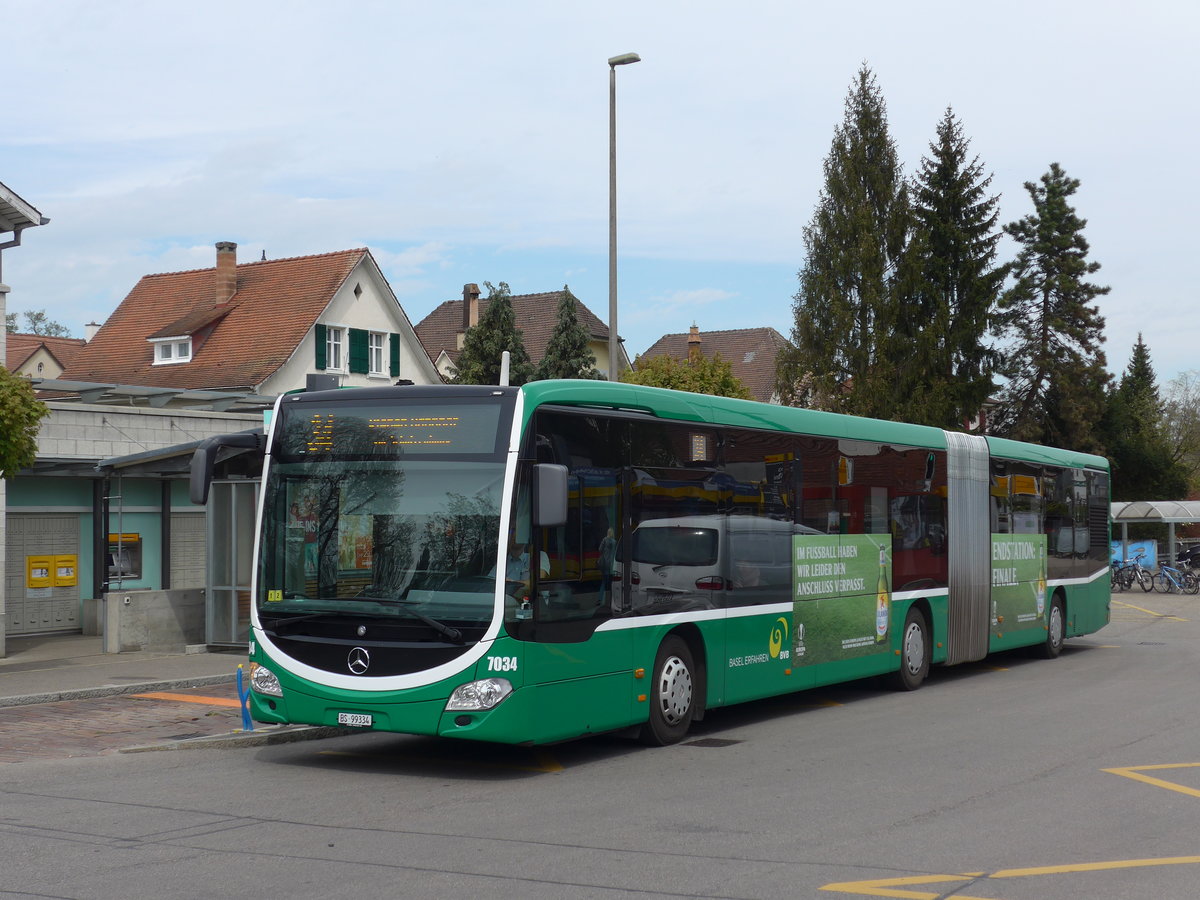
(248, 662), (283, 697)
(445, 678), (513, 711)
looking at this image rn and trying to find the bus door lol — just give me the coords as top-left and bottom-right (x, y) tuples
(508, 419), (634, 741)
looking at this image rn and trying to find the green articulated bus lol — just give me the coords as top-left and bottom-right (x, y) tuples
(192, 380), (1111, 746)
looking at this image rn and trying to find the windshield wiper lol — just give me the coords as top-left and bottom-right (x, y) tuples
(358, 595), (464, 643)
(262, 612), (346, 636)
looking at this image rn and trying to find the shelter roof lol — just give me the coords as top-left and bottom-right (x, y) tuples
(1111, 501), (1200, 523)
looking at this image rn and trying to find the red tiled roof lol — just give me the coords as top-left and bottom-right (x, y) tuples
(59, 249), (367, 390)
(639, 326), (791, 403)
(5, 333), (87, 371)
(415, 289), (610, 366)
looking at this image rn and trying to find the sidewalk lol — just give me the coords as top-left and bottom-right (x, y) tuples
(0, 634), (347, 760)
(0, 632), (242, 708)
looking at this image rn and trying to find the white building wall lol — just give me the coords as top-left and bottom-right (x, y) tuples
(37, 403), (262, 461)
(258, 258), (441, 397)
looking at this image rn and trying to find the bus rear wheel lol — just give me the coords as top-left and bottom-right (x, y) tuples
(1033, 594), (1065, 659)
(891, 607), (930, 691)
(640, 636), (696, 746)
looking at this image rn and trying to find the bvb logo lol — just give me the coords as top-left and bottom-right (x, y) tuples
(768, 616), (789, 659)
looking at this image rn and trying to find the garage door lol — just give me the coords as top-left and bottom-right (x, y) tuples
(4, 514), (80, 635)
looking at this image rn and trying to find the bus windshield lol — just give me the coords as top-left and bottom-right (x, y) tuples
(258, 457), (505, 627)
(255, 394), (514, 633)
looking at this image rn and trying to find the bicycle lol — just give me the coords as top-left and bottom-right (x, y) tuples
(1153, 562), (1199, 595)
(1113, 553), (1155, 592)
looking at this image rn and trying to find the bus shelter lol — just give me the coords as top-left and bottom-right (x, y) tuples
(1111, 501), (1200, 566)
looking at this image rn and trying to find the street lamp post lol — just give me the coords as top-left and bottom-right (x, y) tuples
(608, 52), (640, 382)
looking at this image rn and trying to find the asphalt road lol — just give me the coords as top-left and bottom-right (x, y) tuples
(2, 589), (1198, 899)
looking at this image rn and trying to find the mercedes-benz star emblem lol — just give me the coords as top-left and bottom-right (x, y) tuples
(347, 646), (371, 675)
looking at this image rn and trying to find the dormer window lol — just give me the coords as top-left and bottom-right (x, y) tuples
(151, 336), (193, 365)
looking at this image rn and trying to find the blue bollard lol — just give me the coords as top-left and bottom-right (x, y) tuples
(236, 664), (254, 732)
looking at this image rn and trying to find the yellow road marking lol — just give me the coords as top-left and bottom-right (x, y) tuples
(821, 872), (997, 899)
(823, 855), (1200, 898)
(1111, 599), (1187, 621)
(131, 691), (240, 708)
(991, 855), (1200, 877)
(1105, 763), (1200, 798)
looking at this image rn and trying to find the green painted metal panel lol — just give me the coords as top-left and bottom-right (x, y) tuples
(519, 380), (948, 450)
(986, 436), (1109, 472)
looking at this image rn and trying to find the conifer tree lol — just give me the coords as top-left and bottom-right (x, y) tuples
(779, 65), (909, 417)
(451, 282), (534, 386)
(992, 163), (1110, 450)
(533, 287), (602, 381)
(1101, 335), (1190, 500)
(900, 108), (1003, 429)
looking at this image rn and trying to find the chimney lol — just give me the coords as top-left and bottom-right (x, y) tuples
(84, 321), (101, 342)
(462, 283), (481, 330)
(687, 323), (702, 361)
(215, 241), (238, 305)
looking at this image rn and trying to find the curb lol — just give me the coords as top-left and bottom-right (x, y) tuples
(120, 724), (352, 753)
(0, 673), (237, 709)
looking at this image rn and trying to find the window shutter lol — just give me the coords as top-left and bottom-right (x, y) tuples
(349, 328), (369, 374)
(389, 333), (401, 377)
(314, 323), (327, 370)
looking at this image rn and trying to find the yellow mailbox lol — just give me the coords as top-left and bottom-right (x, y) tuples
(26, 556), (54, 589)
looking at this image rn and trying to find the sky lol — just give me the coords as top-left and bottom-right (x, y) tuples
(2, 0), (1197, 387)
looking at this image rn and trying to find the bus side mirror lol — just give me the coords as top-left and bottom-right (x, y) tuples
(189, 432), (266, 505)
(533, 463), (569, 527)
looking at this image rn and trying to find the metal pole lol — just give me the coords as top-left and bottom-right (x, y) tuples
(608, 64), (618, 382)
(607, 53), (639, 382)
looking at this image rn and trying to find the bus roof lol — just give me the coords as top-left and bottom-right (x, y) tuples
(520, 379), (946, 449)
(519, 380), (1108, 471)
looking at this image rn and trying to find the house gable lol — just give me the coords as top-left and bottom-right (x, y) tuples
(60, 244), (439, 395)
(415, 286), (627, 378)
(5, 333), (87, 379)
(260, 251), (440, 395)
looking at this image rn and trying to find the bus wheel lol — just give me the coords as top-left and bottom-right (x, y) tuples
(1034, 594), (1065, 659)
(640, 636), (696, 746)
(892, 606), (930, 691)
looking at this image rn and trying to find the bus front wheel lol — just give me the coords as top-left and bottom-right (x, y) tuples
(892, 606), (931, 691)
(640, 636), (696, 746)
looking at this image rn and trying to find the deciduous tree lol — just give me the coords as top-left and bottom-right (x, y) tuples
(5, 309), (71, 336)
(623, 353), (752, 400)
(0, 366), (49, 477)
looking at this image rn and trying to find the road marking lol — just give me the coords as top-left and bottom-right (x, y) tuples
(1104, 763), (1200, 798)
(1111, 599), (1187, 621)
(823, 855), (1200, 898)
(821, 872), (996, 898)
(131, 691), (240, 708)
